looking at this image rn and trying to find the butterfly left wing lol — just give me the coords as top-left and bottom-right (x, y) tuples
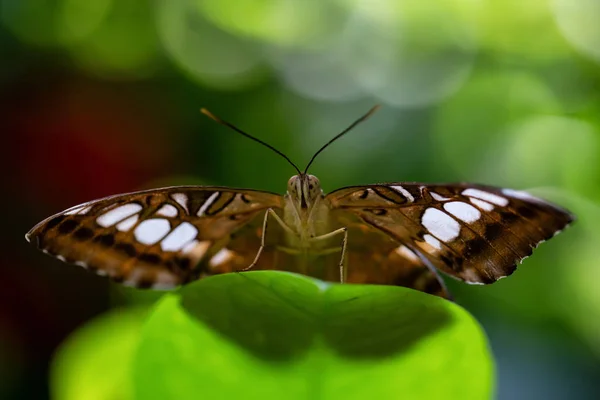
(26, 186), (283, 288)
(326, 183), (574, 286)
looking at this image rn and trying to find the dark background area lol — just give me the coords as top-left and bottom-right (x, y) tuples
(2, 1), (600, 399)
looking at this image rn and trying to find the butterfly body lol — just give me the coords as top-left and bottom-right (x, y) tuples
(249, 173), (346, 281)
(25, 107), (575, 299)
(283, 174), (328, 240)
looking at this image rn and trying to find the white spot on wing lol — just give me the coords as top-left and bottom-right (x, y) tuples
(462, 269), (485, 284)
(444, 201), (481, 223)
(553, 229), (564, 237)
(182, 240), (211, 259)
(64, 208), (80, 216)
(78, 205), (92, 215)
(123, 269), (146, 287)
(470, 198), (494, 211)
(390, 186), (415, 202)
(464, 280), (485, 285)
(430, 192), (451, 202)
(501, 188), (539, 202)
(97, 203), (142, 227)
(134, 218), (171, 245)
(157, 204), (178, 218)
(64, 204), (93, 215)
(56, 255), (66, 262)
(462, 189), (509, 206)
(64, 204), (86, 215)
(170, 193), (189, 213)
(197, 192), (220, 216)
(209, 248), (235, 267)
(152, 271), (179, 289)
(395, 245), (420, 262)
(161, 222), (198, 252)
(423, 234), (442, 250)
(422, 208), (460, 241)
(182, 240), (198, 254)
(116, 214), (139, 232)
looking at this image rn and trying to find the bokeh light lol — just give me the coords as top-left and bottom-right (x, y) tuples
(270, 0), (480, 106)
(157, 0), (267, 89)
(553, 0), (600, 64)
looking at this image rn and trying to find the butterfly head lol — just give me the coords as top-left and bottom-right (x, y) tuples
(287, 174), (323, 210)
(201, 104), (379, 213)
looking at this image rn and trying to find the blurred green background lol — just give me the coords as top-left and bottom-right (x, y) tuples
(2, 0), (600, 398)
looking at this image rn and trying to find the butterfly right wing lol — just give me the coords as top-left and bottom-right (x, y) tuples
(344, 246), (450, 298)
(326, 183), (574, 286)
(26, 186), (283, 288)
(303, 204), (449, 298)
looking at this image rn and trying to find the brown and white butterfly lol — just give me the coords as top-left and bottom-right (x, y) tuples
(25, 106), (575, 299)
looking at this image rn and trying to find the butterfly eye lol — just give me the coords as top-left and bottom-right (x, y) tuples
(305, 175), (321, 193)
(287, 176), (299, 194)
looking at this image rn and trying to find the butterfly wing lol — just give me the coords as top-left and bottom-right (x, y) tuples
(303, 200), (449, 298)
(26, 186), (283, 288)
(326, 183), (574, 286)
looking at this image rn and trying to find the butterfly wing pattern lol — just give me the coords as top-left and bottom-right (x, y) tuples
(326, 183), (574, 291)
(26, 181), (574, 296)
(24, 104), (577, 297)
(26, 186), (283, 288)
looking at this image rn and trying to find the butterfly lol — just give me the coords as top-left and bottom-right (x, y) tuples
(25, 106), (575, 299)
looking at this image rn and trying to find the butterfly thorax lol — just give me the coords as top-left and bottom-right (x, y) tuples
(283, 174), (331, 245)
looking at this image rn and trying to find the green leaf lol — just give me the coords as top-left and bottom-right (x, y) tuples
(133, 271), (494, 399)
(50, 307), (148, 400)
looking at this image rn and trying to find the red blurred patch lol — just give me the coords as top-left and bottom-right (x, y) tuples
(8, 76), (175, 210)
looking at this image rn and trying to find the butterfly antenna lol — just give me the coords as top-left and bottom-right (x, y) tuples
(201, 108), (302, 175)
(303, 105), (381, 174)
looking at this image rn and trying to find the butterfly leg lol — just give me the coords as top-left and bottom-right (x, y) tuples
(308, 227), (349, 283)
(239, 208), (295, 272)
